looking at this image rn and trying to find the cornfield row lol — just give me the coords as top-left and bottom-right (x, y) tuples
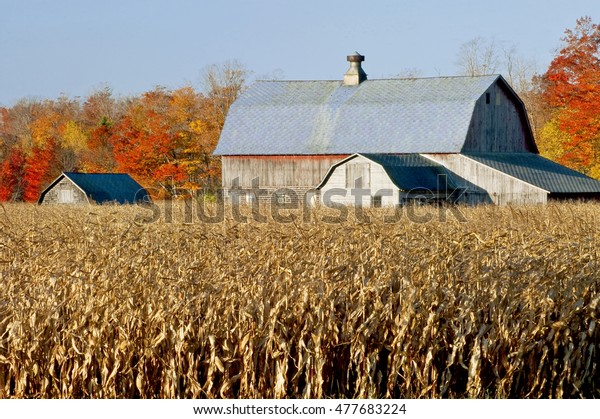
(0, 202), (599, 398)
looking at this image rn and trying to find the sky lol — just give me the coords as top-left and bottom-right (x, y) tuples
(0, 0), (597, 106)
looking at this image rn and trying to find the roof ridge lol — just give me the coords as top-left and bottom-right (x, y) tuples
(254, 74), (500, 83)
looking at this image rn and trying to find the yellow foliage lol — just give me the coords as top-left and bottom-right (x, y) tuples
(189, 119), (208, 135)
(29, 115), (56, 147)
(588, 163), (600, 180)
(61, 120), (88, 152)
(537, 115), (569, 162)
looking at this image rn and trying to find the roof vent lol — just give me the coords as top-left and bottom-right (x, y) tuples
(343, 52), (367, 86)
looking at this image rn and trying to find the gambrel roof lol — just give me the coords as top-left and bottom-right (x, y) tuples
(215, 75), (520, 155)
(38, 172), (151, 204)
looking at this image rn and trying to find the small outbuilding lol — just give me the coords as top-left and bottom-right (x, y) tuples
(38, 172), (151, 205)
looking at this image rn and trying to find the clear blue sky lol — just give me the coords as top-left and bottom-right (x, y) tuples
(0, 0), (597, 106)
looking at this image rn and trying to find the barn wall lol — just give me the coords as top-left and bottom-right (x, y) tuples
(41, 178), (88, 204)
(319, 155), (399, 207)
(462, 82), (535, 153)
(222, 155), (348, 203)
(423, 154), (547, 205)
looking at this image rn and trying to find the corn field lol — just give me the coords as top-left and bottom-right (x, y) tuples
(0, 202), (599, 398)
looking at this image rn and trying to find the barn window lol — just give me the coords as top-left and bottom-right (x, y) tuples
(371, 195), (382, 208)
(346, 163), (370, 188)
(485, 93), (491, 104)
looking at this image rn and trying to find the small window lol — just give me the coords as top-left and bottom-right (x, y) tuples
(371, 195), (382, 208)
(485, 93), (491, 104)
(275, 193), (292, 204)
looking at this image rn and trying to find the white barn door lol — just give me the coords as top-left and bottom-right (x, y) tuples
(59, 189), (74, 203)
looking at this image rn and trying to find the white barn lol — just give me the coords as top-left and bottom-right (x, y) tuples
(215, 53), (600, 206)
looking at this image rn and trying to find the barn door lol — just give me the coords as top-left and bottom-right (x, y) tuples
(59, 189), (74, 203)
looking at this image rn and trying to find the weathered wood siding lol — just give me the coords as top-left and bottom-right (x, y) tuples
(462, 82), (535, 153)
(222, 155), (348, 188)
(222, 155), (348, 203)
(40, 178), (88, 204)
(423, 154), (547, 205)
(319, 155), (399, 207)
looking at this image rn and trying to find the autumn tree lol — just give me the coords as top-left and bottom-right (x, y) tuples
(0, 61), (249, 201)
(539, 16), (600, 177)
(199, 60), (249, 188)
(110, 87), (212, 197)
(0, 146), (25, 201)
(80, 87), (121, 172)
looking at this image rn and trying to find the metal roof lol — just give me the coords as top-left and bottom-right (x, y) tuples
(215, 75), (501, 155)
(318, 153), (459, 192)
(464, 153), (600, 194)
(38, 172), (151, 204)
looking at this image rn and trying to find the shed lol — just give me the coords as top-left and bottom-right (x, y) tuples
(38, 172), (151, 205)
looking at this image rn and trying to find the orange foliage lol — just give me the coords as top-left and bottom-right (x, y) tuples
(542, 16), (600, 175)
(22, 141), (56, 202)
(0, 146), (26, 201)
(0, 63), (245, 201)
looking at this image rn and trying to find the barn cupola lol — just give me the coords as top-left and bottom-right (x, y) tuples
(343, 52), (367, 86)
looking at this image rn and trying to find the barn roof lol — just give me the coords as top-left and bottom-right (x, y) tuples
(215, 75), (502, 156)
(464, 153), (600, 194)
(317, 153), (459, 192)
(38, 172), (151, 204)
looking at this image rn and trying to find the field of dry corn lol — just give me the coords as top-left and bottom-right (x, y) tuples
(0, 201), (599, 398)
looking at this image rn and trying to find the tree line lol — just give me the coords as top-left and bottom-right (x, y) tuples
(0, 62), (248, 201)
(1, 17), (599, 202)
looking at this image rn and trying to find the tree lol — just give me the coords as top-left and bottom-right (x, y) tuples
(110, 87), (212, 197)
(0, 146), (25, 201)
(540, 16), (600, 177)
(80, 88), (120, 172)
(199, 61), (249, 189)
(201, 60), (249, 133)
(456, 37), (500, 76)
(0, 61), (250, 201)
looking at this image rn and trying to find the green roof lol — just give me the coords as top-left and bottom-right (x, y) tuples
(318, 153), (459, 192)
(361, 154), (459, 192)
(38, 173), (151, 204)
(464, 153), (600, 194)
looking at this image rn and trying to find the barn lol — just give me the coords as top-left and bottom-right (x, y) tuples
(38, 172), (151, 205)
(214, 52), (600, 206)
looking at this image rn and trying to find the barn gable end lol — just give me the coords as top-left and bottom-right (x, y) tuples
(38, 175), (89, 205)
(462, 78), (537, 153)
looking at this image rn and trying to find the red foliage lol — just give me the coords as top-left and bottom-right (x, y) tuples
(22, 141), (56, 203)
(109, 89), (197, 196)
(0, 146), (26, 201)
(543, 16), (600, 172)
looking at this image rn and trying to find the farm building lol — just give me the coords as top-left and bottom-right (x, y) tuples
(38, 172), (151, 205)
(214, 52), (600, 206)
